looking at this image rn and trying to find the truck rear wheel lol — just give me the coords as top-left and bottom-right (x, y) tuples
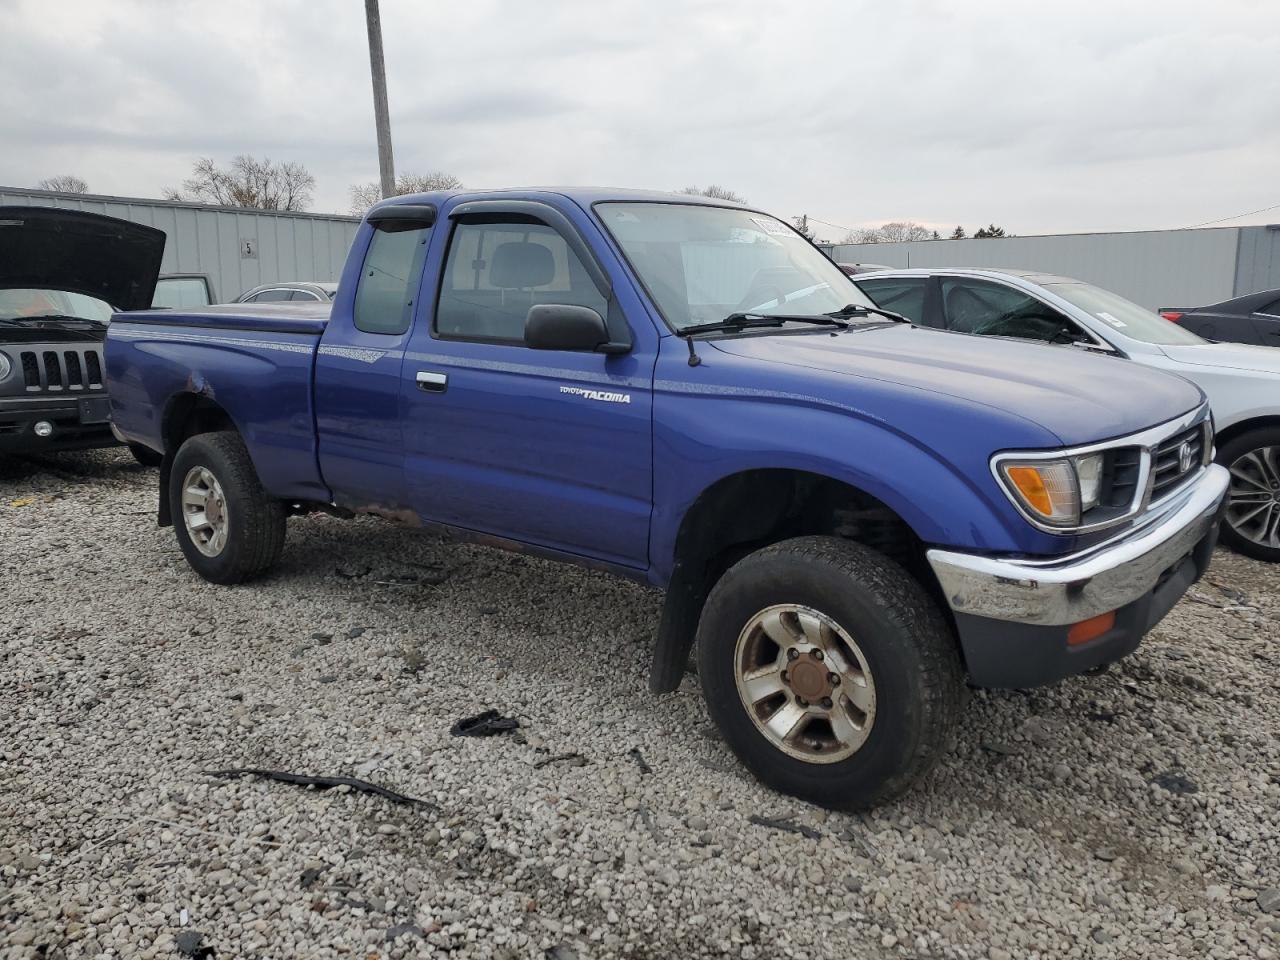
(696, 536), (964, 809)
(169, 431), (286, 584)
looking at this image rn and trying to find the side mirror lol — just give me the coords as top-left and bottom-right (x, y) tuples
(525, 304), (611, 352)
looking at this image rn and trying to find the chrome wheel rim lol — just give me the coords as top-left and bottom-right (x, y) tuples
(733, 603), (877, 764)
(181, 465), (230, 557)
(1225, 445), (1280, 550)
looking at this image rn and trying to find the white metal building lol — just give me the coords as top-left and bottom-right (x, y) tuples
(0, 186), (359, 303)
(821, 224), (1280, 310)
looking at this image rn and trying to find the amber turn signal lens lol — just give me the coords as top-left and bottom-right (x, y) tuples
(1004, 466), (1054, 516)
(1067, 611), (1116, 647)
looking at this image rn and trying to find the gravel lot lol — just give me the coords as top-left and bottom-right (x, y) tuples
(2, 448), (1278, 960)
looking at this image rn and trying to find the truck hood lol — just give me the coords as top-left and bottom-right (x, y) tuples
(709, 324), (1205, 447)
(0, 207), (165, 310)
(1160, 341), (1280, 377)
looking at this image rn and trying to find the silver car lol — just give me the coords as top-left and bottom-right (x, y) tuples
(855, 267), (1280, 563)
(235, 281), (337, 304)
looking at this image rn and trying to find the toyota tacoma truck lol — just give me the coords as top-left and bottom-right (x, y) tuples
(1, 207), (163, 458)
(105, 188), (1229, 808)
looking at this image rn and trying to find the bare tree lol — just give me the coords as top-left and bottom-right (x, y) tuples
(164, 156), (315, 211)
(680, 185), (747, 203)
(349, 171), (463, 215)
(859, 221), (936, 243)
(792, 214), (817, 240)
(38, 175), (89, 194)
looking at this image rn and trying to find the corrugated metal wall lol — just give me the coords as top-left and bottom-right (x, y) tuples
(823, 225), (1280, 309)
(1234, 226), (1280, 301)
(1, 186), (359, 303)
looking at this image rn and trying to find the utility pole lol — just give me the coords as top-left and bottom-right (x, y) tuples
(364, 0), (396, 198)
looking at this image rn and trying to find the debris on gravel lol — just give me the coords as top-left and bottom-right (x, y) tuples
(2, 449), (1278, 959)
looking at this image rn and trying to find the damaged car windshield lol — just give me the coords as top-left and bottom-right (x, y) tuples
(596, 201), (874, 332)
(0, 288), (114, 324)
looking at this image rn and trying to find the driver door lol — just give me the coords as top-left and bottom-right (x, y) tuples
(939, 276), (1087, 345)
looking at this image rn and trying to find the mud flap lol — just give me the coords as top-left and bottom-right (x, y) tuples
(649, 559), (705, 694)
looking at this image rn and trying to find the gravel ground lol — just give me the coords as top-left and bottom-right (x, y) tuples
(2, 448), (1278, 960)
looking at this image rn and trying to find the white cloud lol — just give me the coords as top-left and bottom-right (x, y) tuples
(1, 0), (1277, 239)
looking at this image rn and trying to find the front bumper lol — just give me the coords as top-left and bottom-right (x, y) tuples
(0, 395), (117, 453)
(927, 463), (1229, 687)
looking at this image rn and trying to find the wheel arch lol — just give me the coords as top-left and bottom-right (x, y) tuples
(1214, 414), (1280, 454)
(649, 467), (953, 693)
(156, 393), (241, 526)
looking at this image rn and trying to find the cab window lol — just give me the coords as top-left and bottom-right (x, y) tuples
(435, 219), (607, 343)
(353, 221), (432, 335)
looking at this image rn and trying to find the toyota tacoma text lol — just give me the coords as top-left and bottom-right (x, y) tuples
(105, 189), (1230, 808)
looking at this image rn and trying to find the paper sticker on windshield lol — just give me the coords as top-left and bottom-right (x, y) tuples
(1096, 311), (1127, 328)
(751, 217), (794, 237)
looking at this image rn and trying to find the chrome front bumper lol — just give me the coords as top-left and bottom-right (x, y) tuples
(927, 463), (1229, 627)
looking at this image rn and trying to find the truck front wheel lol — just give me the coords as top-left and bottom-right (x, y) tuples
(169, 431), (286, 584)
(696, 536), (964, 809)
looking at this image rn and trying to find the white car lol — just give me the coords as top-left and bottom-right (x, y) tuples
(854, 268), (1280, 562)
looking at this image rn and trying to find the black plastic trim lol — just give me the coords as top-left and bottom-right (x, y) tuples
(368, 203), (437, 226)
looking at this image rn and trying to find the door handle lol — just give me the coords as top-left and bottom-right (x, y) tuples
(416, 371), (448, 393)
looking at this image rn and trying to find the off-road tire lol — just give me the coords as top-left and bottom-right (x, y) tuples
(169, 431), (286, 584)
(696, 535), (964, 809)
(1216, 426), (1280, 563)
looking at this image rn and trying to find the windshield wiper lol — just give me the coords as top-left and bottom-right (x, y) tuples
(680, 313), (849, 337)
(677, 313), (850, 366)
(826, 303), (911, 324)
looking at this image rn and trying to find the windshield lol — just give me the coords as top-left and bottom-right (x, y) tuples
(1046, 282), (1205, 346)
(596, 202), (873, 331)
(152, 277), (211, 308)
(0, 288), (113, 323)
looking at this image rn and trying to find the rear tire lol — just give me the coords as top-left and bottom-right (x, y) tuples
(696, 536), (964, 810)
(169, 431), (285, 584)
(1216, 426), (1280, 563)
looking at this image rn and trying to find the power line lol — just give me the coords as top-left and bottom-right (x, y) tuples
(1185, 201), (1280, 229)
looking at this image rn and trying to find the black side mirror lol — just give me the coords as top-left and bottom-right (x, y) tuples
(525, 304), (611, 352)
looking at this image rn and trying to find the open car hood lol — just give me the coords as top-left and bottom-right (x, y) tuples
(0, 207), (165, 310)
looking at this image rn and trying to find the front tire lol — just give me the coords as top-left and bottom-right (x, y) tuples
(1216, 427), (1280, 563)
(696, 536), (964, 810)
(169, 431), (286, 584)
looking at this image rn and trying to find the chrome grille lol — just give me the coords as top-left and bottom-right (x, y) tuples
(16, 348), (105, 393)
(1150, 423), (1207, 502)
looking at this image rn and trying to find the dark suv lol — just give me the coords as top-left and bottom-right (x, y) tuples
(1, 207), (163, 458)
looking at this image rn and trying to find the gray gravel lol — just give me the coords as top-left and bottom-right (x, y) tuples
(2, 448), (1278, 959)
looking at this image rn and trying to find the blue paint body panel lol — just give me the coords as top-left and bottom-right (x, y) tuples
(105, 187), (1207, 587)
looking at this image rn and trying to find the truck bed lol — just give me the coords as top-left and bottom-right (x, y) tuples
(105, 305), (330, 503)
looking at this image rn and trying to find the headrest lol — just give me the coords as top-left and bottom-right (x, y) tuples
(489, 241), (555, 289)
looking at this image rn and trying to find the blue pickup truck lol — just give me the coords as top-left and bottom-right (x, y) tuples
(106, 188), (1230, 808)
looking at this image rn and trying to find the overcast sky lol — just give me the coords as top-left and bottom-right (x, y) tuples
(2, 0), (1278, 241)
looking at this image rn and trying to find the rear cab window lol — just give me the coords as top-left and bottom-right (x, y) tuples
(354, 221), (433, 335)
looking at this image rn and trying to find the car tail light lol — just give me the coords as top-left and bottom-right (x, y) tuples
(1160, 311), (1183, 322)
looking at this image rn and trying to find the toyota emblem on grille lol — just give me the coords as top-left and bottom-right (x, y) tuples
(1177, 441), (1194, 474)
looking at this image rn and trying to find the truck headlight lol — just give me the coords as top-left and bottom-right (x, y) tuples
(0, 352), (11, 382)
(997, 452), (1105, 528)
